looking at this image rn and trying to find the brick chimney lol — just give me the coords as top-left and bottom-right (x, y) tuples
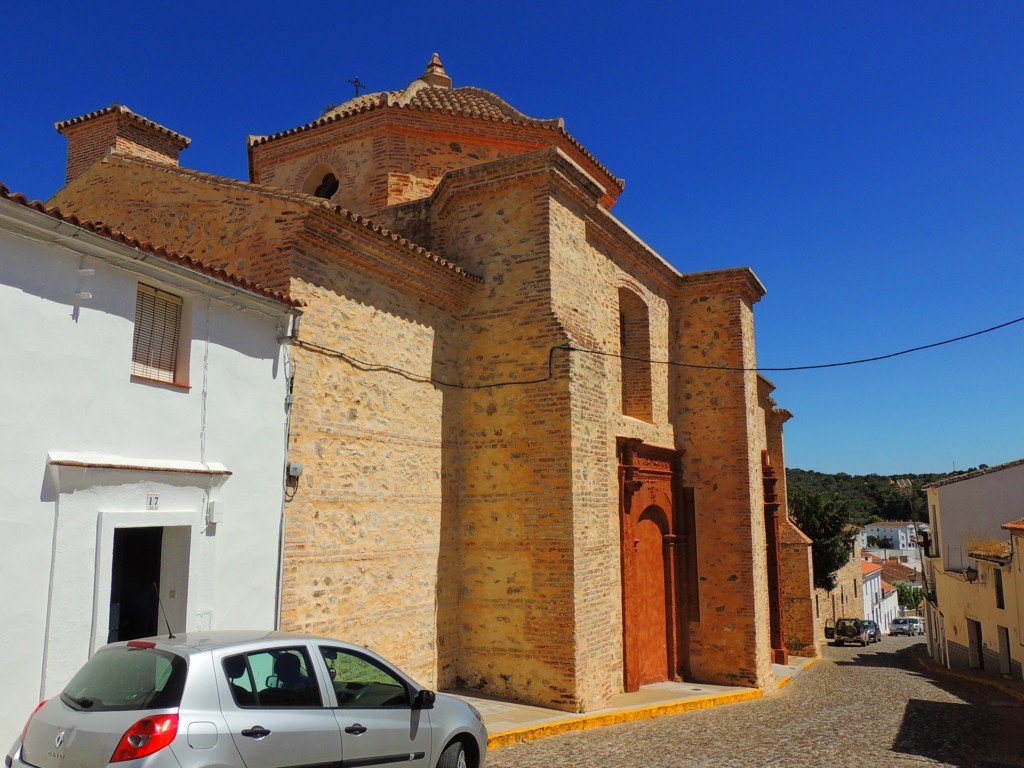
(55, 104), (191, 184)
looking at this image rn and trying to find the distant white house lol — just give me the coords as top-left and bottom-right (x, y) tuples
(861, 561), (884, 631)
(861, 521), (918, 552)
(0, 187), (300, 740)
(879, 580), (900, 632)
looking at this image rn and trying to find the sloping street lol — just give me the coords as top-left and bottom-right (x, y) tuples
(487, 637), (1024, 767)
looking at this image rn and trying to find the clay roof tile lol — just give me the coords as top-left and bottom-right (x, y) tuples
(0, 182), (299, 307)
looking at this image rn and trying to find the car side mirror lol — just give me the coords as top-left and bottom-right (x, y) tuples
(412, 689), (436, 709)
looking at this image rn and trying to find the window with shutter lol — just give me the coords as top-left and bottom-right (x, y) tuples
(131, 284), (183, 384)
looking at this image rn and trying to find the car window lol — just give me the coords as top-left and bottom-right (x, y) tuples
(319, 646), (410, 709)
(222, 647), (322, 708)
(61, 646), (186, 712)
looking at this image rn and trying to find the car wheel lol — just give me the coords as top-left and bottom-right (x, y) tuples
(439, 741), (467, 768)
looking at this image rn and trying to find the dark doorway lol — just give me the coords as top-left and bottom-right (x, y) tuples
(108, 527), (163, 642)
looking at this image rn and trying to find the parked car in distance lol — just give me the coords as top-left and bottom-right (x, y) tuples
(890, 617), (925, 636)
(6, 631), (487, 768)
(862, 620), (882, 643)
(833, 618), (870, 647)
(824, 619), (835, 639)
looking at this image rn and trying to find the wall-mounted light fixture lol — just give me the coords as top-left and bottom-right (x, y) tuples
(965, 565), (979, 583)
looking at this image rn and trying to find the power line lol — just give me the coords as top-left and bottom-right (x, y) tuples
(294, 338), (567, 389)
(295, 312), (1024, 388)
(568, 313), (1024, 372)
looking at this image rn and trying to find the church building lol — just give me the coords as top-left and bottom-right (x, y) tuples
(49, 54), (809, 711)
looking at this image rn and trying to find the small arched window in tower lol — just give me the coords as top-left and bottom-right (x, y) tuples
(313, 173), (339, 200)
(618, 287), (653, 421)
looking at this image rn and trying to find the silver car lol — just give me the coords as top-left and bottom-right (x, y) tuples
(7, 631), (486, 768)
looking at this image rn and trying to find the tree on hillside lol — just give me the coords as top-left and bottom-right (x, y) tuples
(789, 489), (857, 591)
(869, 483), (926, 522)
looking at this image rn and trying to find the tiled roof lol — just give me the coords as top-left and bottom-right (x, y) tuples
(861, 561), (882, 576)
(55, 104), (191, 148)
(248, 55), (625, 193)
(924, 457), (1024, 488)
(968, 541), (1012, 562)
(0, 183), (299, 307)
(60, 153), (481, 285)
(880, 562), (921, 583)
(1002, 517), (1024, 533)
(864, 521), (915, 529)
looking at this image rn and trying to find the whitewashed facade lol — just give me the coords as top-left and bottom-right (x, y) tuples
(862, 562), (884, 629)
(924, 460), (1024, 681)
(860, 521), (918, 551)
(0, 190), (299, 740)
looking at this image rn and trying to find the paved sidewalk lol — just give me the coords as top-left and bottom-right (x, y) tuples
(448, 655), (817, 748)
(911, 646), (1024, 702)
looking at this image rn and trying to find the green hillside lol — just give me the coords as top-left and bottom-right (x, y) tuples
(784, 467), (988, 526)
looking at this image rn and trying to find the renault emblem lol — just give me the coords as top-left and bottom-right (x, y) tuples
(55, 731), (65, 750)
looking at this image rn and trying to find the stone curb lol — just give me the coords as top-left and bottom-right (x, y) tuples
(486, 689), (763, 749)
(911, 648), (1024, 703)
(486, 654), (820, 749)
(777, 656), (818, 689)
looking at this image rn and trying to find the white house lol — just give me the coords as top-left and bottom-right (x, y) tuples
(0, 186), (300, 740)
(879, 580), (900, 633)
(924, 460), (1024, 681)
(860, 521), (918, 552)
(862, 561), (885, 631)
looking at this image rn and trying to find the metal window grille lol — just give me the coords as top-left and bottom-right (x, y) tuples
(131, 284), (182, 383)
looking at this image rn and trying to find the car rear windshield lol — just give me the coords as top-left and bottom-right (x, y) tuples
(60, 646), (186, 712)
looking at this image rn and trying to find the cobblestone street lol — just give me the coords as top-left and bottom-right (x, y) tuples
(487, 637), (1024, 768)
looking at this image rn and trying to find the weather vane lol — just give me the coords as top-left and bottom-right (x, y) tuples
(348, 77), (367, 97)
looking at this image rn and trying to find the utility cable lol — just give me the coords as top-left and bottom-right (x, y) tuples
(294, 312), (1024, 386)
(567, 313), (1024, 372)
(293, 338), (569, 389)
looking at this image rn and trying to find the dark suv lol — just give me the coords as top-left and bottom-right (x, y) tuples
(833, 618), (869, 646)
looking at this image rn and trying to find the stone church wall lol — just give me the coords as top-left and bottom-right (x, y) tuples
(675, 272), (775, 689)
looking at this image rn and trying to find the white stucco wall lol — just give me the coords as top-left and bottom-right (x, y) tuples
(928, 461), (1024, 572)
(0, 208), (294, 742)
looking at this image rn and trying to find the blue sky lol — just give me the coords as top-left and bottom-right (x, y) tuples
(3, 1), (1022, 475)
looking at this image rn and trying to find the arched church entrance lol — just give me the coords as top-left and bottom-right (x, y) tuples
(618, 438), (697, 691)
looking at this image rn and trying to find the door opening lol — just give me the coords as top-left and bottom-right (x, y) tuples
(108, 527), (163, 642)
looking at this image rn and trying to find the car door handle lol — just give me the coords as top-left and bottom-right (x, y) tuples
(344, 724), (367, 735)
(241, 726), (272, 739)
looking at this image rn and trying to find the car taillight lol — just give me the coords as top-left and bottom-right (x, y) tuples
(110, 714), (178, 762)
(19, 700), (46, 743)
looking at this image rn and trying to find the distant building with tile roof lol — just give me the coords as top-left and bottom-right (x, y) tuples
(45, 54), (804, 711)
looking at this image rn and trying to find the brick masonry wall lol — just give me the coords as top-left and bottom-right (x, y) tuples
(60, 113), (184, 185)
(249, 109), (621, 217)
(430, 164), (584, 709)
(674, 272), (774, 689)
(549, 190), (676, 709)
(48, 156), (306, 297)
(812, 537), (865, 647)
(780, 522), (817, 656)
(279, 255), (460, 685)
(60, 115), (119, 185)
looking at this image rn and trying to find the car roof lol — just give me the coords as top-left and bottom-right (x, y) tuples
(114, 630), (370, 657)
